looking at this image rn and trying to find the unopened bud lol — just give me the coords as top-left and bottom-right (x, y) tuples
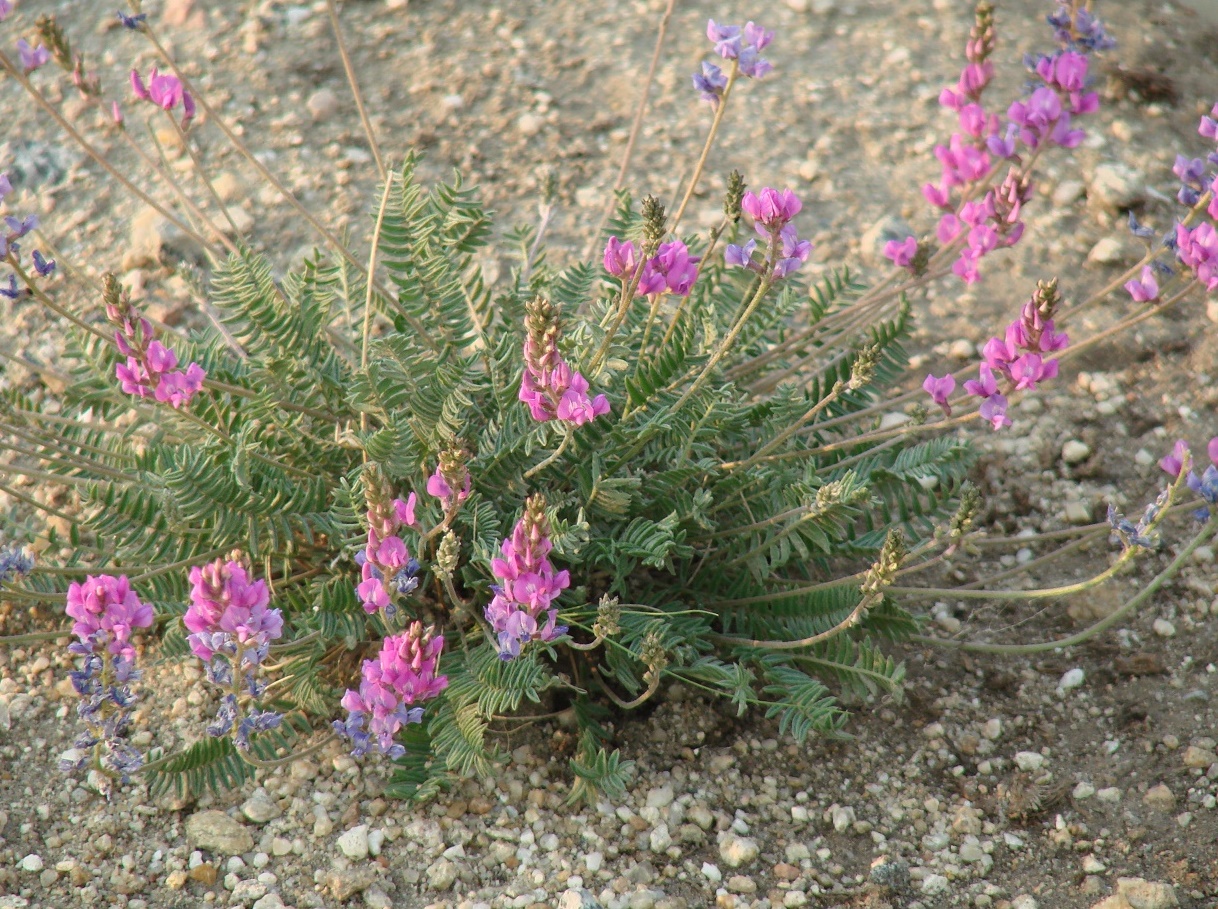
(724, 170), (746, 223)
(593, 595), (621, 640)
(641, 195), (666, 256)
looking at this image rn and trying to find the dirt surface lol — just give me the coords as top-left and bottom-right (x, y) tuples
(2, 0), (1218, 908)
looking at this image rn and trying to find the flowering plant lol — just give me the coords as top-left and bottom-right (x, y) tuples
(0, 1), (1214, 802)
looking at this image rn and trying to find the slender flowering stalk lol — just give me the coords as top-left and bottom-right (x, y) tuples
(485, 494), (570, 660)
(520, 297), (609, 426)
(333, 622), (448, 758)
(102, 274), (205, 408)
(61, 575), (153, 794)
(184, 555), (284, 752)
(357, 464), (420, 615)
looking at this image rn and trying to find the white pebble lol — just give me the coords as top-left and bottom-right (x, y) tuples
(701, 862), (722, 883)
(1062, 440), (1092, 465)
(1058, 668), (1085, 693)
(19, 854), (44, 873)
(1153, 618), (1177, 638)
(1014, 751), (1045, 772)
(336, 825), (369, 861)
(1073, 781), (1096, 800)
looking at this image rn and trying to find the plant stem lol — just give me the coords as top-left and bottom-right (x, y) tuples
(360, 172), (396, 433)
(524, 428), (573, 479)
(670, 62), (739, 235)
(582, 0), (678, 260)
(325, 0), (387, 181)
(0, 51), (211, 252)
(913, 520), (1218, 655)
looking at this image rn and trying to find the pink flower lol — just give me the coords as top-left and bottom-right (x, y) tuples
(1159, 439), (1190, 477)
(1124, 266), (1160, 303)
(922, 373), (955, 416)
(884, 237), (918, 269)
(130, 67), (196, 127)
(741, 187), (802, 231)
(603, 237), (639, 278)
(184, 558), (280, 662)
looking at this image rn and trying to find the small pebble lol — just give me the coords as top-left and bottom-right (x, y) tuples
(1061, 440), (1092, 465)
(1153, 619), (1177, 638)
(1014, 751), (1045, 772)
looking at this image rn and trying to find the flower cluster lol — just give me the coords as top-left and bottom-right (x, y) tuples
(357, 467), (420, 615)
(102, 274), (205, 408)
(485, 494), (570, 660)
(130, 67), (195, 129)
(184, 556), (284, 750)
(519, 296), (609, 426)
(694, 20), (773, 106)
(1107, 488), (1168, 551)
(926, 2), (1107, 285)
(1160, 437), (1218, 521)
(0, 544), (33, 585)
(725, 187), (813, 280)
(603, 236), (699, 297)
(926, 279), (1067, 430)
(61, 575), (154, 789)
(333, 622), (448, 759)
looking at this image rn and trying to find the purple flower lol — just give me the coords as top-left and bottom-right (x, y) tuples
(130, 67), (196, 127)
(106, 291), (206, 407)
(116, 11), (148, 30)
(706, 20), (742, 59)
(1124, 265), (1159, 303)
(1008, 352), (1058, 391)
(1159, 439), (1190, 478)
(978, 392), (1011, 430)
(724, 238), (757, 270)
(741, 187), (801, 232)
(883, 237), (918, 269)
(692, 62), (728, 106)
(648, 240), (700, 296)
(184, 558), (281, 662)
(986, 123), (1020, 159)
(0, 546), (33, 585)
(922, 373), (956, 416)
(32, 250), (55, 277)
(737, 46), (773, 80)
(17, 40), (50, 74)
(5, 213), (39, 239)
(520, 305), (610, 428)
(1200, 103), (1218, 141)
(1176, 222), (1218, 290)
(0, 1), (11, 21)
(743, 21), (774, 52)
(0, 275), (23, 300)
(773, 225), (812, 278)
(0, 174), (10, 200)
(1174, 155), (1206, 186)
(964, 363), (999, 398)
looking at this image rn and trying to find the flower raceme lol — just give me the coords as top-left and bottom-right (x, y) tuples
(519, 297), (609, 427)
(357, 486), (419, 616)
(102, 275), (204, 408)
(603, 237), (700, 297)
(130, 67), (195, 128)
(184, 558), (283, 663)
(725, 188), (814, 279)
(333, 622), (448, 759)
(928, 280), (1067, 430)
(485, 495), (570, 660)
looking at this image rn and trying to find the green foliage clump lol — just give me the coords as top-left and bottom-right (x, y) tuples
(6, 155), (974, 800)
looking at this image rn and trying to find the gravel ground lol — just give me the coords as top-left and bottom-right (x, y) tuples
(2, 0), (1218, 907)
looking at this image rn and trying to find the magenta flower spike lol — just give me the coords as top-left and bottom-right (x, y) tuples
(485, 495), (570, 660)
(333, 622), (448, 759)
(184, 558), (281, 662)
(357, 473), (421, 616)
(741, 187), (801, 232)
(519, 298), (609, 428)
(66, 575), (153, 661)
(130, 66), (196, 128)
(104, 277), (205, 408)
